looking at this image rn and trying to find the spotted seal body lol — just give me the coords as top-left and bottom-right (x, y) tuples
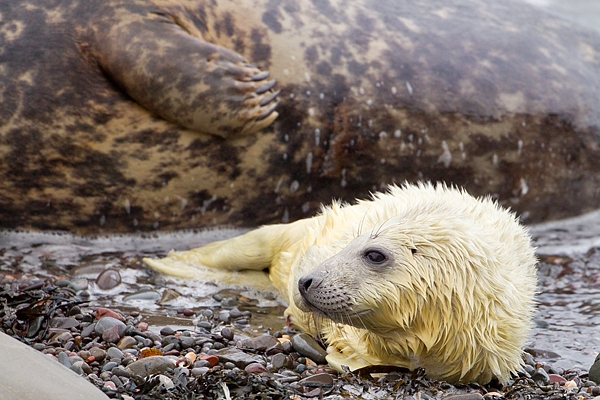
(144, 182), (538, 383)
(1, 0), (600, 232)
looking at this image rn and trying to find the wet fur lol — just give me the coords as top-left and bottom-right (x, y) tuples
(144, 182), (537, 383)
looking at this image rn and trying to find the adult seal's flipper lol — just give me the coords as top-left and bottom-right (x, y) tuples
(91, 5), (279, 137)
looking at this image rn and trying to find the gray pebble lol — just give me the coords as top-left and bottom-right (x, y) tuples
(96, 269), (121, 290)
(194, 360), (212, 369)
(103, 361), (119, 371)
(57, 351), (71, 368)
(89, 347), (107, 362)
(215, 347), (265, 369)
(106, 347), (124, 360)
(122, 290), (161, 302)
(160, 326), (175, 336)
(531, 367), (550, 385)
(220, 327), (234, 341)
(111, 366), (132, 378)
(191, 367), (210, 376)
(291, 333), (327, 364)
(95, 317), (127, 337)
(224, 362), (236, 369)
(126, 356), (175, 378)
(50, 317), (80, 330)
(117, 336), (137, 350)
(243, 335), (279, 352)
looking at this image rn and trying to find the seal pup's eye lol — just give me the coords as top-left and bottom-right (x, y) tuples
(364, 250), (387, 264)
(411, 248), (417, 254)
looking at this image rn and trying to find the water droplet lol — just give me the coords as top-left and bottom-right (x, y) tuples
(406, 81), (413, 95)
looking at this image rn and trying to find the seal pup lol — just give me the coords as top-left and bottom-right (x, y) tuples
(144, 182), (538, 383)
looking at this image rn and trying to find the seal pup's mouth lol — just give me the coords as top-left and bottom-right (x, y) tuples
(294, 273), (374, 327)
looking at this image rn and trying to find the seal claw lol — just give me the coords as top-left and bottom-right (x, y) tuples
(259, 89), (281, 106)
(256, 101), (280, 121)
(250, 71), (270, 81)
(255, 79), (277, 95)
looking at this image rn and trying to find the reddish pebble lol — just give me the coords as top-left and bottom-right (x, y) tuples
(136, 321), (149, 332)
(182, 309), (195, 317)
(199, 355), (219, 367)
(245, 363), (268, 373)
(103, 381), (117, 390)
(163, 349), (181, 356)
(86, 356), (96, 363)
(96, 307), (124, 321)
(549, 374), (567, 384)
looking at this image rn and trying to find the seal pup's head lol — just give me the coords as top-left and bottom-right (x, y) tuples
(292, 188), (537, 383)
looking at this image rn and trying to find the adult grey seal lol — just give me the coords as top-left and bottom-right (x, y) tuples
(1, 0), (600, 232)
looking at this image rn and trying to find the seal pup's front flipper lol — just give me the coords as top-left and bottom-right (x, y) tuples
(91, 4), (279, 137)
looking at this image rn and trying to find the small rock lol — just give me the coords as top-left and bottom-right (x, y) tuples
(191, 367), (210, 376)
(215, 348), (265, 369)
(102, 324), (123, 343)
(123, 290), (161, 302)
(96, 269), (121, 290)
(126, 357), (175, 378)
(291, 333), (327, 364)
(96, 308), (124, 321)
(548, 374), (567, 384)
(103, 361), (119, 371)
(243, 335), (279, 352)
(271, 353), (293, 370)
(50, 317), (80, 330)
(107, 347), (124, 360)
(245, 362), (269, 373)
(531, 367), (550, 385)
(89, 347), (107, 362)
(590, 354), (600, 384)
(198, 355), (219, 367)
(160, 326), (175, 336)
(111, 366), (131, 378)
(57, 351), (71, 368)
(220, 327), (234, 341)
(95, 317), (127, 337)
(442, 394), (483, 400)
(117, 336), (137, 350)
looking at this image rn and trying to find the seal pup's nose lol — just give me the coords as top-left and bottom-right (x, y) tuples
(298, 275), (312, 297)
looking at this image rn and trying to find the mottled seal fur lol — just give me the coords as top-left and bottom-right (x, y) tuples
(2, 0), (600, 232)
(144, 182), (538, 383)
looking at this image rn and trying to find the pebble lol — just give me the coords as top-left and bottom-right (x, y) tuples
(291, 333), (327, 364)
(531, 367), (551, 385)
(215, 347), (265, 369)
(220, 327), (234, 341)
(245, 362), (269, 373)
(242, 335), (279, 352)
(122, 290), (161, 302)
(96, 308), (124, 321)
(117, 336), (137, 350)
(590, 354), (600, 384)
(50, 317), (80, 330)
(443, 394), (483, 400)
(191, 367), (210, 376)
(89, 347), (107, 362)
(96, 269), (121, 290)
(126, 356), (175, 377)
(102, 324), (123, 342)
(95, 317), (127, 337)
(106, 347), (124, 360)
(271, 353), (293, 370)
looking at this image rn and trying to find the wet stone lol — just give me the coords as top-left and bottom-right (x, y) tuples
(271, 353), (294, 370)
(50, 317), (80, 330)
(180, 336), (195, 349)
(196, 321), (212, 331)
(531, 367), (551, 385)
(160, 326), (175, 336)
(57, 351), (71, 368)
(191, 367), (209, 376)
(291, 333), (327, 364)
(96, 269), (121, 290)
(442, 394), (483, 400)
(245, 362), (269, 373)
(123, 290), (161, 302)
(95, 317), (126, 337)
(103, 361), (119, 371)
(69, 278), (88, 291)
(126, 356), (175, 378)
(220, 327), (234, 341)
(215, 347), (265, 369)
(89, 347), (106, 362)
(102, 324), (123, 343)
(107, 347), (124, 360)
(243, 334), (279, 352)
(117, 336), (137, 350)
(111, 366), (132, 378)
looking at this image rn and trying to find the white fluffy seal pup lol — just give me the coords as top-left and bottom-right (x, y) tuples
(143, 182), (537, 383)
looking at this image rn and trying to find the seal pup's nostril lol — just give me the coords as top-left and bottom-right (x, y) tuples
(298, 276), (313, 296)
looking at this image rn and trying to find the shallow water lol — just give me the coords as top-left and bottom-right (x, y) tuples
(2, 211), (600, 373)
